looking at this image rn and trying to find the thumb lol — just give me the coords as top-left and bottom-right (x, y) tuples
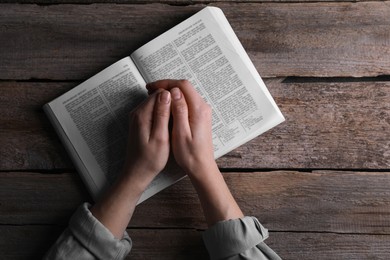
(170, 88), (191, 138)
(151, 90), (171, 140)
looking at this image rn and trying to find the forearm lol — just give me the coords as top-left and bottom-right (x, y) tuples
(189, 162), (244, 227)
(91, 89), (171, 240)
(90, 171), (148, 239)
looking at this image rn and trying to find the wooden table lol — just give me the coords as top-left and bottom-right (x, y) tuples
(1, 1), (389, 259)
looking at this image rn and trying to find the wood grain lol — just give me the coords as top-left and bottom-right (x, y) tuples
(1, 225), (389, 260)
(1, 2), (390, 79)
(0, 0), (374, 4)
(1, 171), (389, 234)
(1, 79), (389, 170)
(1, 1), (389, 259)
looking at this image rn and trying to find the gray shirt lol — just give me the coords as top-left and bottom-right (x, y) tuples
(44, 203), (281, 259)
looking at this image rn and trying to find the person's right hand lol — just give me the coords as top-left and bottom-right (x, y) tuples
(146, 80), (216, 178)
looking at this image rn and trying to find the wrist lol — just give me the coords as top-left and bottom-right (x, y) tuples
(187, 164), (244, 226)
(187, 160), (220, 184)
(120, 169), (153, 194)
(121, 162), (158, 192)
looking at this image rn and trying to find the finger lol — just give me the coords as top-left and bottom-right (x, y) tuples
(147, 80), (204, 111)
(151, 90), (171, 141)
(175, 80), (205, 114)
(133, 90), (161, 139)
(146, 79), (177, 92)
(170, 87), (192, 138)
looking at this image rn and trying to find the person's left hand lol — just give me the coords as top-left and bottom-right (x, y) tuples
(121, 88), (171, 190)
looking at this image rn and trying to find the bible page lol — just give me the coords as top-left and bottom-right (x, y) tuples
(45, 57), (149, 200)
(131, 7), (285, 159)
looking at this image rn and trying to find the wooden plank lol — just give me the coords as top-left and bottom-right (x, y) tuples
(1, 171), (390, 234)
(267, 232), (390, 260)
(0, 82), (73, 130)
(0, 225), (65, 260)
(1, 79), (389, 170)
(0, 82), (74, 170)
(1, 2), (390, 80)
(1, 225), (390, 260)
(0, 0), (374, 4)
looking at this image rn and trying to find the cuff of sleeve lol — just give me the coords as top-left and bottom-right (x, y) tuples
(68, 202), (132, 260)
(202, 216), (269, 260)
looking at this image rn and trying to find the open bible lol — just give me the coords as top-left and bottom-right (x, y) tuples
(44, 7), (285, 204)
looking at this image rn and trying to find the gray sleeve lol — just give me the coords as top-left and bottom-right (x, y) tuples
(44, 203), (132, 260)
(202, 216), (281, 260)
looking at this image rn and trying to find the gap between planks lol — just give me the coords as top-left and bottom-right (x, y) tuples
(2, 76), (390, 83)
(0, 1), (385, 6)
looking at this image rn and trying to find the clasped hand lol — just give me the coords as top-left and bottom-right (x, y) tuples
(122, 79), (215, 190)
(92, 80), (242, 235)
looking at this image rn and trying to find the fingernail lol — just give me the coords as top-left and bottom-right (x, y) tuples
(159, 91), (171, 104)
(171, 88), (181, 100)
